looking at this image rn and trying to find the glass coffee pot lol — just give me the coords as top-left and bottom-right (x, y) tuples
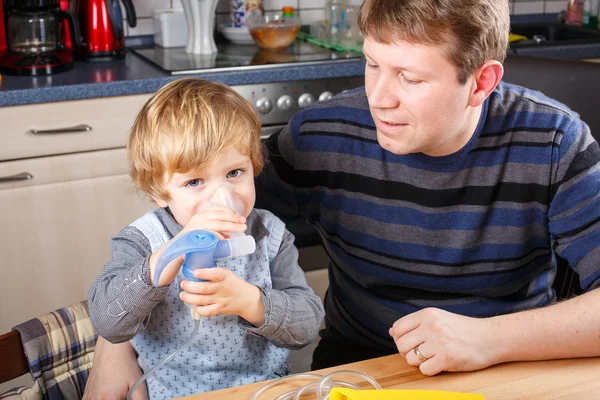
(0, 0), (78, 75)
(5, 0), (76, 54)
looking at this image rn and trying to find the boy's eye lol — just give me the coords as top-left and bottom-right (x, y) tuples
(227, 169), (243, 178)
(186, 179), (202, 187)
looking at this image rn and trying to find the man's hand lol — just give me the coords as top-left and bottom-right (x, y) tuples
(180, 267), (264, 326)
(83, 337), (148, 400)
(389, 308), (498, 376)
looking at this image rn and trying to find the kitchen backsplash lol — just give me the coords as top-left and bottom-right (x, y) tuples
(124, 0), (568, 37)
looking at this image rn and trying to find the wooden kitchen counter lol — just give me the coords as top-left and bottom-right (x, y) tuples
(180, 354), (600, 399)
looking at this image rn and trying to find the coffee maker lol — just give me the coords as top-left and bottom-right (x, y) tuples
(0, 0), (78, 75)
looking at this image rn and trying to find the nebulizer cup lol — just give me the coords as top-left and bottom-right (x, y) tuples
(127, 185), (255, 400)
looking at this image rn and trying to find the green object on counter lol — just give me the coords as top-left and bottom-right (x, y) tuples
(297, 31), (363, 53)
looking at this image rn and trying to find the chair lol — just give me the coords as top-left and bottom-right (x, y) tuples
(0, 301), (97, 400)
(0, 330), (29, 384)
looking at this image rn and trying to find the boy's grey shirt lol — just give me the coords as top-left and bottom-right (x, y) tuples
(88, 207), (324, 398)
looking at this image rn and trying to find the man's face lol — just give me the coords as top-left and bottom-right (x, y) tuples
(363, 37), (480, 156)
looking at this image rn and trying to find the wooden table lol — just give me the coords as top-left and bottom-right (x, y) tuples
(180, 355), (600, 399)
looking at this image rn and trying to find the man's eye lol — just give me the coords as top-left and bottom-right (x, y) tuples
(227, 169), (243, 178)
(367, 63), (378, 69)
(401, 75), (421, 85)
(187, 179), (201, 187)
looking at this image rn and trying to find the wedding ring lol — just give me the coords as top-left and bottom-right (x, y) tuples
(414, 346), (427, 362)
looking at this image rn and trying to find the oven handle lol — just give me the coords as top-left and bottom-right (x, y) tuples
(260, 125), (286, 140)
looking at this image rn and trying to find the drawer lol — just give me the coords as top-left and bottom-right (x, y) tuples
(0, 147), (130, 189)
(0, 93), (152, 161)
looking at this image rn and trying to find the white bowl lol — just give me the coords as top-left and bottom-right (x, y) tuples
(218, 24), (255, 45)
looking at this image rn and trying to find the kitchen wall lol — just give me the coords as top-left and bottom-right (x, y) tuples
(124, 0), (569, 37)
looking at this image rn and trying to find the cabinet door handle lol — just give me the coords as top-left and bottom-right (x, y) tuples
(0, 172), (34, 183)
(28, 124), (93, 135)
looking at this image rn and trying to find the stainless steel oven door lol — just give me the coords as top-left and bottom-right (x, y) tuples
(260, 124), (286, 140)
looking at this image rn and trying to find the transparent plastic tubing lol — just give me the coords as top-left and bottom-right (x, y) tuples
(126, 319), (201, 400)
(250, 370), (382, 400)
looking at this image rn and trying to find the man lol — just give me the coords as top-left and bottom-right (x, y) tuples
(84, 0), (600, 397)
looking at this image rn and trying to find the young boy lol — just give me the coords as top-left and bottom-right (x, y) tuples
(87, 78), (325, 399)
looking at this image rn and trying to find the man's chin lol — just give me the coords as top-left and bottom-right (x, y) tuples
(377, 134), (413, 155)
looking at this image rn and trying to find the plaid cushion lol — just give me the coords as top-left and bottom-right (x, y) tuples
(11, 301), (98, 400)
(0, 385), (41, 400)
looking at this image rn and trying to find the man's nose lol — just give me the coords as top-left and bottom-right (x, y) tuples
(368, 75), (399, 109)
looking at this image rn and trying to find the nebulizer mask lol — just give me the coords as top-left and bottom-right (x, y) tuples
(127, 184), (255, 400)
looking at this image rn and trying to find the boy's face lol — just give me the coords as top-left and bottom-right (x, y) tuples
(152, 146), (256, 227)
(363, 37), (480, 157)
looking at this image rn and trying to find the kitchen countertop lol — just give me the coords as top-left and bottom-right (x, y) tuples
(0, 48), (365, 107)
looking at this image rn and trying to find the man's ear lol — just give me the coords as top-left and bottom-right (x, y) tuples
(468, 60), (504, 107)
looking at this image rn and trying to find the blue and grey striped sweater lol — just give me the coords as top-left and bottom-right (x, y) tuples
(256, 81), (600, 349)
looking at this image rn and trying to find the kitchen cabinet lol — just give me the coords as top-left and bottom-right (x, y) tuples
(0, 94), (154, 334)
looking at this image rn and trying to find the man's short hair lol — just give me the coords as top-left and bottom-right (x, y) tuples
(127, 78), (263, 201)
(358, 0), (510, 84)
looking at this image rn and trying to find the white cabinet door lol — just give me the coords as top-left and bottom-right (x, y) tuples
(0, 148), (155, 333)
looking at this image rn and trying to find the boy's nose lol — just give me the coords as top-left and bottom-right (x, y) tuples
(207, 185), (244, 215)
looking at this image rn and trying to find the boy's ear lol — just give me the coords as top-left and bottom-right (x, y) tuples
(468, 60), (504, 108)
(151, 194), (168, 208)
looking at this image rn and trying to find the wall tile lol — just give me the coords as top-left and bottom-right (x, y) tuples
(514, 1), (545, 14)
(124, 0), (570, 37)
(126, 17), (155, 36)
(298, 8), (324, 24)
(263, 0), (299, 12)
(216, 0), (230, 15)
(299, 0), (326, 10)
(545, 0), (566, 13)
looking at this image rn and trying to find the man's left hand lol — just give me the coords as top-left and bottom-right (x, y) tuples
(389, 308), (499, 376)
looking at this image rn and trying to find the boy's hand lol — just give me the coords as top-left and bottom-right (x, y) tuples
(149, 207), (247, 287)
(179, 206), (247, 239)
(180, 267), (265, 327)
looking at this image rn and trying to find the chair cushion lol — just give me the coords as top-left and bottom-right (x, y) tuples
(0, 385), (41, 400)
(11, 301), (97, 400)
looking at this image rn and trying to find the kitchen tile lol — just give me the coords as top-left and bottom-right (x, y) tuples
(125, 17), (155, 36)
(263, 0), (299, 12)
(216, 12), (232, 26)
(131, 0), (171, 18)
(513, 1), (545, 14)
(545, 0), (567, 13)
(216, 0), (230, 15)
(299, 0), (326, 9)
(297, 8), (325, 24)
(299, 0), (326, 7)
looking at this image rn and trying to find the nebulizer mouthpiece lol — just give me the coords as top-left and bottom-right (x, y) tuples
(127, 186), (256, 400)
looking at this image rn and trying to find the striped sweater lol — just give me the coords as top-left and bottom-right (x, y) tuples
(256, 81), (600, 350)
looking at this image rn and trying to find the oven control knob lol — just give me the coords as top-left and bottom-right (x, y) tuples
(277, 95), (294, 111)
(256, 97), (274, 114)
(298, 93), (315, 108)
(319, 91), (334, 101)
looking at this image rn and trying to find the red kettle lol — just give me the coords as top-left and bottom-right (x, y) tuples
(76, 0), (136, 60)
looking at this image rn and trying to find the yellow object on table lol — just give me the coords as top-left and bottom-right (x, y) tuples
(508, 33), (528, 43)
(330, 388), (486, 400)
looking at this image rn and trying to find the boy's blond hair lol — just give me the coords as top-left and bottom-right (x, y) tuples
(128, 78), (263, 201)
(358, 0), (510, 84)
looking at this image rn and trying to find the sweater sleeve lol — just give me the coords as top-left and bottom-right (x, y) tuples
(87, 226), (170, 343)
(255, 124), (302, 223)
(244, 228), (325, 349)
(548, 117), (600, 291)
